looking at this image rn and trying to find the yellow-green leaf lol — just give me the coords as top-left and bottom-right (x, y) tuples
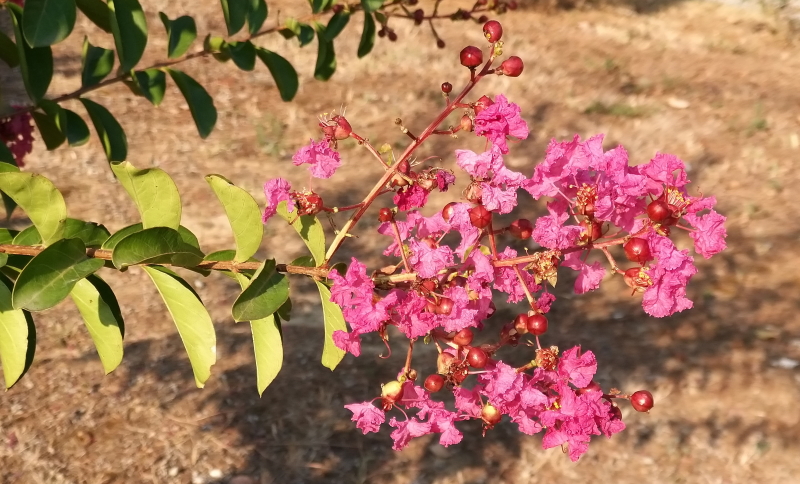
(110, 161), (181, 230)
(315, 281), (345, 370)
(205, 174), (262, 263)
(70, 275), (124, 374)
(0, 278), (34, 389)
(0, 172), (66, 246)
(276, 201), (325, 266)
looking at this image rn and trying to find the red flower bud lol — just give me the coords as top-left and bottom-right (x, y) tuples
(424, 374), (445, 392)
(623, 237), (652, 264)
(631, 390), (654, 412)
(468, 205), (492, 229)
(460, 114), (474, 132)
(526, 314), (548, 336)
(473, 95), (494, 115)
(647, 199), (673, 224)
(441, 202), (458, 222)
(467, 346), (488, 368)
(482, 20), (503, 42)
(378, 207), (393, 223)
(508, 219), (533, 239)
(499, 56), (523, 77)
(441, 82), (453, 94)
(513, 313), (529, 334)
(481, 403), (501, 425)
(460, 46), (483, 68)
(453, 328), (474, 346)
(435, 297), (454, 315)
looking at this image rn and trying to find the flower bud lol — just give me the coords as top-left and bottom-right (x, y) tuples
(473, 95), (494, 115)
(482, 20), (503, 42)
(441, 82), (453, 94)
(453, 328), (474, 346)
(467, 346), (488, 368)
(460, 46), (483, 68)
(468, 205), (492, 229)
(424, 374), (445, 392)
(499, 56), (524, 77)
(526, 314), (548, 336)
(378, 207), (393, 223)
(623, 237), (652, 264)
(413, 8), (424, 25)
(441, 202), (458, 222)
(481, 403), (502, 426)
(508, 219), (533, 239)
(631, 390), (654, 412)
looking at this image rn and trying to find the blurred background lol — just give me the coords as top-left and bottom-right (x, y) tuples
(1, 0), (800, 482)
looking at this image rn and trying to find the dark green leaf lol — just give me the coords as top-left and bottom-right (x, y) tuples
(227, 40), (256, 71)
(109, 161), (181, 229)
(0, 31), (20, 67)
(108, 0), (148, 72)
(80, 98), (127, 162)
(12, 238), (105, 311)
(0, 144), (14, 165)
(278, 18), (300, 39)
(142, 266), (215, 387)
(246, 0), (267, 35)
(361, 0), (384, 13)
(0, 276), (34, 389)
(131, 69), (166, 106)
(298, 23), (315, 47)
(231, 259), (289, 322)
(0, 161), (18, 220)
(7, 4), (53, 102)
(315, 281), (345, 370)
(276, 297), (291, 321)
(323, 11), (350, 41)
(251, 314), (282, 395)
(314, 28), (336, 81)
(102, 223), (197, 251)
(63, 109), (90, 147)
(205, 175), (263, 262)
(358, 11), (375, 58)
(0, 172), (66, 245)
(219, 0), (248, 36)
(255, 48), (298, 102)
(22, 0), (77, 47)
(31, 111), (66, 150)
(76, 0), (112, 33)
(159, 12), (196, 59)
(111, 227), (203, 269)
(276, 202), (326, 266)
(70, 275), (124, 374)
(81, 36), (114, 88)
(312, 0), (333, 13)
(167, 68), (217, 139)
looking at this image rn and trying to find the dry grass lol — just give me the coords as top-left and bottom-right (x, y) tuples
(1, 0), (800, 483)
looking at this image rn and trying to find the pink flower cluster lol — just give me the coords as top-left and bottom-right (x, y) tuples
(0, 110), (34, 167)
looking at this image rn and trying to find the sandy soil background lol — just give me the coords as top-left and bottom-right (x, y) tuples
(1, 0), (800, 483)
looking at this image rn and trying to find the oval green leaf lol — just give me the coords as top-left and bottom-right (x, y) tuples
(357, 11), (375, 58)
(251, 314), (282, 396)
(0, 171), (66, 246)
(131, 69), (166, 106)
(22, 0), (77, 47)
(12, 238), (105, 311)
(246, 0), (267, 35)
(205, 174), (262, 263)
(110, 161), (181, 229)
(166, 68), (217, 139)
(227, 40), (255, 71)
(31, 110), (66, 150)
(76, 0), (112, 33)
(0, 31), (20, 68)
(315, 281), (345, 370)
(81, 36), (115, 88)
(70, 275), (124, 374)
(159, 12), (196, 59)
(142, 266), (215, 387)
(323, 11), (350, 41)
(111, 226), (204, 269)
(255, 48), (298, 102)
(63, 109), (90, 147)
(80, 98), (127, 162)
(276, 201), (326, 266)
(7, 3), (53, 102)
(108, 0), (147, 72)
(0, 278), (34, 389)
(219, 0), (247, 36)
(13, 218), (110, 248)
(361, 0), (384, 13)
(314, 27), (336, 81)
(231, 259), (289, 322)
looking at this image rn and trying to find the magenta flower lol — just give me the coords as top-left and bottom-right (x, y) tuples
(453, 386), (483, 418)
(0, 110), (34, 167)
(262, 178), (294, 223)
(532, 200), (582, 250)
(344, 402), (385, 434)
(562, 251), (605, 294)
(637, 152), (689, 191)
(389, 417), (433, 451)
(292, 138), (342, 178)
(478, 361), (524, 412)
(408, 239), (453, 278)
(684, 209), (727, 259)
(393, 184), (429, 211)
(493, 247), (540, 303)
(474, 94), (529, 153)
(556, 346), (597, 388)
(642, 235), (698, 317)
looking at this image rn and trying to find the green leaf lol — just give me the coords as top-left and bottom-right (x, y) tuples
(311, 0), (333, 13)
(80, 98), (127, 162)
(0, 171), (66, 246)
(361, 0), (384, 13)
(0, 277), (34, 389)
(142, 266), (215, 388)
(110, 161), (181, 230)
(0, 31), (20, 68)
(276, 202), (326, 266)
(12, 238), (105, 311)
(246, 0), (268, 35)
(298, 23), (315, 47)
(13, 219), (110, 248)
(314, 30), (336, 81)
(63, 109), (91, 147)
(166, 69), (217, 139)
(111, 226), (204, 269)
(0, 162), (18, 220)
(205, 175), (262, 262)
(102, 223), (198, 251)
(255, 48), (298, 102)
(231, 259), (289, 322)
(251, 314), (282, 396)
(0, 144), (15, 165)
(76, 0), (112, 33)
(70, 275), (124, 374)
(108, 0), (148, 72)
(12, 226), (40, 245)
(227, 40), (256, 71)
(315, 281), (345, 370)
(31, 110), (66, 150)
(219, 0), (248, 36)
(22, 0), (77, 47)
(131, 69), (166, 106)
(7, 4), (53, 102)
(81, 36), (114, 88)
(276, 296), (291, 321)
(159, 13), (196, 59)
(278, 17), (300, 39)
(357, 11), (375, 58)
(323, 11), (350, 41)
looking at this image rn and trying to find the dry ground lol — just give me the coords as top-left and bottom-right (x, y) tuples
(1, 0), (800, 483)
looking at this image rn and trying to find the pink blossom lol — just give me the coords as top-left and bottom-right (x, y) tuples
(378, 211), (422, 257)
(392, 291), (437, 338)
(478, 361), (524, 411)
(393, 184), (429, 211)
(344, 402), (385, 434)
(445, 202), (482, 258)
(532, 200), (582, 250)
(522, 134), (594, 200)
(557, 347), (597, 388)
(332, 330), (361, 356)
(493, 247), (540, 303)
(453, 386), (483, 418)
(642, 235), (697, 317)
(292, 139), (342, 178)
(408, 239), (453, 278)
(436, 170), (456, 191)
(262, 178), (294, 223)
(537, 292), (556, 313)
(389, 417), (433, 451)
(438, 286), (480, 332)
(684, 210), (727, 259)
(637, 152), (689, 191)
(562, 251), (605, 294)
(0, 110), (34, 167)
(480, 182), (518, 214)
(474, 94), (529, 153)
